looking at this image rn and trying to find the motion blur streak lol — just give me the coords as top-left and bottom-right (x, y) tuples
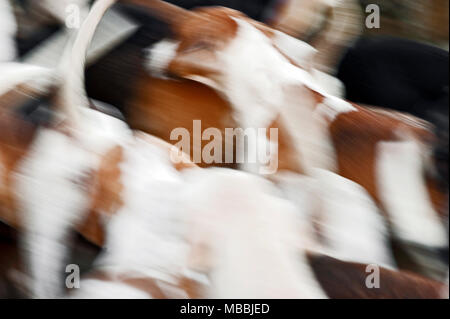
(0, 0), (448, 299)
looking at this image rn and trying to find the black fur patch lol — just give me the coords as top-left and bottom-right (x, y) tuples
(16, 96), (54, 127)
(15, 94), (55, 128)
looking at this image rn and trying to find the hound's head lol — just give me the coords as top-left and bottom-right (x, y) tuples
(138, 1), (316, 94)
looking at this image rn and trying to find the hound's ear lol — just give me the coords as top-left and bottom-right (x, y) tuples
(271, 31), (317, 71)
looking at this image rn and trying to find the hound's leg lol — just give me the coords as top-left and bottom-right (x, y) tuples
(16, 129), (92, 298)
(376, 139), (448, 277)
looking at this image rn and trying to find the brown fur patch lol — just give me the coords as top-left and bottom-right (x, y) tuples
(329, 104), (436, 211)
(0, 87), (43, 228)
(78, 145), (125, 246)
(267, 116), (304, 175)
(91, 146), (125, 216)
(309, 253), (447, 299)
(128, 76), (237, 169)
(122, 275), (205, 298)
(167, 7), (240, 79)
(83, 270), (206, 298)
(176, 7), (242, 47)
(426, 176), (449, 219)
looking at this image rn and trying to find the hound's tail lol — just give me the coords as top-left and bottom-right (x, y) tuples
(58, 0), (118, 126)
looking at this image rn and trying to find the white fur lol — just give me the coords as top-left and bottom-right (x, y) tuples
(270, 169), (396, 269)
(214, 19), (356, 173)
(70, 279), (149, 299)
(217, 19), (340, 173)
(281, 86), (338, 173)
(88, 135), (190, 291)
(272, 30), (317, 70)
(15, 128), (94, 298)
(0, 0), (17, 62)
(311, 69), (345, 98)
(59, 0), (117, 125)
(376, 140), (447, 248)
(182, 168), (327, 299)
(311, 169), (396, 268)
(75, 107), (132, 155)
(0, 63), (56, 96)
(146, 40), (180, 78)
(315, 96), (357, 122)
(219, 18), (297, 129)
